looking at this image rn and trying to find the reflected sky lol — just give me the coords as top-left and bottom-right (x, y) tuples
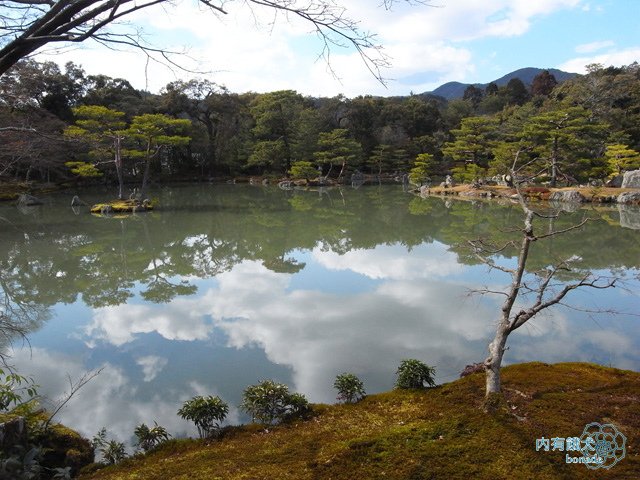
(2, 185), (638, 448)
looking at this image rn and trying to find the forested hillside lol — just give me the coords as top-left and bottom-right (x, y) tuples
(1, 62), (639, 190)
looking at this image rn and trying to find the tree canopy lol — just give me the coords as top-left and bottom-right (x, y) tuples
(2, 60), (640, 188)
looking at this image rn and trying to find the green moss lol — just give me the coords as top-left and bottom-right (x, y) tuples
(90, 199), (154, 214)
(79, 363), (640, 479)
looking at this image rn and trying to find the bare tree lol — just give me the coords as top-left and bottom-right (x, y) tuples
(0, 0), (428, 80)
(467, 151), (619, 409)
(41, 367), (103, 430)
(0, 272), (50, 366)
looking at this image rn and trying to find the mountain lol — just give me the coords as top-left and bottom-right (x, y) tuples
(427, 67), (578, 100)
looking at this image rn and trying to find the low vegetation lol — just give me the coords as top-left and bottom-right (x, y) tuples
(240, 380), (310, 426)
(177, 396), (229, 439)
(77, 362), (640, 479)
(395, 359), (437, 389)
(333, 373), (366, 403)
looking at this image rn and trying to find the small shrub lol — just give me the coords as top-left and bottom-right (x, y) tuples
(177, 395), (229, 439)
(395, 359), (436, 389)
(134, 422), (171, 452)
(288, 161), (319, 180)
(92, 428), (126, 465)
(333, 373), (366, 403)
(240, 380), (310, 425)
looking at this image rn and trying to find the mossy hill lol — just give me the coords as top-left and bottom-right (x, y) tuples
(80, 362), (639, 479)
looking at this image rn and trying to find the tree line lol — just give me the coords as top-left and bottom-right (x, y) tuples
(1, 60), (640, 190)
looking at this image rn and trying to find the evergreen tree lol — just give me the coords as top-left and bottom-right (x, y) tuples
(65, 105), (128, 198)
(521, 106), (608, 185)
(314, 129), (362, 180)
(443, 116), (498, 182)
(126, 114), (191, 196)
(531, 70), (558, 96)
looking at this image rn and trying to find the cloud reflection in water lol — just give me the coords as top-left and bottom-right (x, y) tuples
(12, 241), (639, 446)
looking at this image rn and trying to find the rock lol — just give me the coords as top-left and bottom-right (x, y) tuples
(617, 191), (640, 205)
(550, 200), (581, 213)
(262, 178), (269, 185)
(621, 170), (640, 189)
(16, 194), (43, 206)
(606, 175), (624, 188)
(548, 190), (585, 203)
(0, 416), (27, 448)
(419, 185), (430, 196)
(71, 195), (87, 206)
(618, 205), (640, 230)
(445, 175), (455, 187)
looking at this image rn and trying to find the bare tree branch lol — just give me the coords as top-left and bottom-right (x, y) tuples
(42, 367), (103, 430)
(477, 152), (625, 408)
(0, 0), (431, 82)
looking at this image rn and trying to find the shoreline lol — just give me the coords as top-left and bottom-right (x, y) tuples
(416, 183), (640, 205)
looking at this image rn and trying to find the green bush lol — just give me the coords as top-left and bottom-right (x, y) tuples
(92, 428), (126, 465)
(177, 395), (229, 439)
(409, 153), (436, 186)
(240, 380), (310, 425)
(395, 359), (436, 389)
(134, 422), (171, 452)
(288, 161), (319, 180)
(333, 373), (366, 403)
(0, 367), (37, 412)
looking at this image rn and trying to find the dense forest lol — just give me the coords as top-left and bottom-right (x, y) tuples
(1, 61), (640, 192)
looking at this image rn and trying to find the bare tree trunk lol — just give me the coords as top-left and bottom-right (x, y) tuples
(140, 159), (151, 199)
(550, 135), (558, 187)
(140, 140), (153, 199)
(114, 136), (124, 200)
(485, 324), (508, 396)
(338, 161), (347, 181)
(484, 211), (533, 400)
(324, 163), (334, 180)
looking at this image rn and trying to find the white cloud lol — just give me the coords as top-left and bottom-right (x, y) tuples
(575, 40), (615, 53)
(191, 258), (496, 400)
(36, 0), (585, 96)
(311, 242), (462, 280)
(86, 300), (212, 346)
(136, 355), (169, 382)
(12, 348), (198, 444)
(559, 47), (640, 73)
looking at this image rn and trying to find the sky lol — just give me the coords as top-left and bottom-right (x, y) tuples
(37, 0), (640, 97)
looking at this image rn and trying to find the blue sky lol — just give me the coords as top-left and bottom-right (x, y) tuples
(40, 0), (640, 96)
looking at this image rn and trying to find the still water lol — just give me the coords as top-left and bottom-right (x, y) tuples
(1, 184), (638, 445)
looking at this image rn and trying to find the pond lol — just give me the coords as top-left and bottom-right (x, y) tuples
(1, 184), (639, 446)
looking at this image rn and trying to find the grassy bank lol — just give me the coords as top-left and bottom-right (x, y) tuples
(80, 362), (639, 479)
